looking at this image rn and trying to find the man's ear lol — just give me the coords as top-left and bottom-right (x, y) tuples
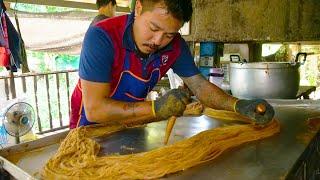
(135, 0), (143, 16)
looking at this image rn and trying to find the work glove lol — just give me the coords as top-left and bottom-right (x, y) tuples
(234, 99), (275, 125)
(152, 89), (190, 120)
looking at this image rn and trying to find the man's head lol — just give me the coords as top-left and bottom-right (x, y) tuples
(96, 0), (117, 17)
(132, 0), (193, 56)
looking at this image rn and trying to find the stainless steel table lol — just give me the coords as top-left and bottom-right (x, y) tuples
(1, 100), (320, 179)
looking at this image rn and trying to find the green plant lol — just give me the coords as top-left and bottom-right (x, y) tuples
(10, 3), (83, 13)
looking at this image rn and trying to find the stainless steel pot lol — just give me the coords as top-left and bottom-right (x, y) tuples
(229, 53), (307, 99)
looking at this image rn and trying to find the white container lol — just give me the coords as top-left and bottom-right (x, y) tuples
(208, 68), (224, 88)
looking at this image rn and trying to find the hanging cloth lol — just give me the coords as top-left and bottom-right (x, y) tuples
(14, 14), (29, 72)
(0, 9), (11, 67)
(13, 1), (29, 73)
(0, 0), (26, 72)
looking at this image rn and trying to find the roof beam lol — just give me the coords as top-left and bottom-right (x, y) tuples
(4, 0), (130, 12)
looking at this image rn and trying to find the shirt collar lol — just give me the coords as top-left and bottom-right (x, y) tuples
(122, 12), (174, 54)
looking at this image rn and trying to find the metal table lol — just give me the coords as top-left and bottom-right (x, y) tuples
(0, 100), (320, 179)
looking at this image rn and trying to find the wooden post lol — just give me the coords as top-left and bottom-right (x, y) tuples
(248, 42), (262, 62)
(9, 71), (16, 99)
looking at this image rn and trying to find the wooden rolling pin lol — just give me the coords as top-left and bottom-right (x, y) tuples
(163, 102), (204, 145)
(163, 116), (177, 145)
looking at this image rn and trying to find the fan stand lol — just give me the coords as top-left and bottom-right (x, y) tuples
(14, 115), (29, 144)
(12, 111), (23, 144)
(15, 132), (19, 144)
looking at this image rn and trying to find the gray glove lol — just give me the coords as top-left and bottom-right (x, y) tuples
(235, 99), (275, 125)
(152, 89), (190, 120)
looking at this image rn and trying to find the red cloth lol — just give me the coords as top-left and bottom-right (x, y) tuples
(0, 46), (9, 67)
(69, 81), (83, 129)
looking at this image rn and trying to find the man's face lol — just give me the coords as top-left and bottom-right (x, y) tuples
(133, 3), (183, 55)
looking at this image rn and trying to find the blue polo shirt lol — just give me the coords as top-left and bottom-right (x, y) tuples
(79, 12), (199, 83)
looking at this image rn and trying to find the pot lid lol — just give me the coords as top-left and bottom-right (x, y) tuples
(230, 62), (300, 69)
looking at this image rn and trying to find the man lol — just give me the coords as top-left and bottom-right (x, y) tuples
(91, 0), (117, 25)
(70, 0), (274, 129)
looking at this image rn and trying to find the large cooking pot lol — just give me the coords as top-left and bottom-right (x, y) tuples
(229, 53), (307, 99)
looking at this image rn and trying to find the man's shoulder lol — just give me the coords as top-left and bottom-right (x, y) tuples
(168, 34), (185, 51)
(91, 14), (109, 25)
(92, 14), (129, 45)
(95, 14), (128, 30)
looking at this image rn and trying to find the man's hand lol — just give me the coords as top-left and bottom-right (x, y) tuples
(235, 99), (275, 125)
(152, 89), (190, 120)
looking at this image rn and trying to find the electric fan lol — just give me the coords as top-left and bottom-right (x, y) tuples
(2, 102), (35, 144)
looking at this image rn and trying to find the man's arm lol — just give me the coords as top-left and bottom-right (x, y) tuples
(78, 26), (155, 125)
(81, 79), (155, 125)
(171, 38), (237, 111)
(181, 74), (238, 111)
(170, 38), (273, 123)
(182, 74), (275, 125)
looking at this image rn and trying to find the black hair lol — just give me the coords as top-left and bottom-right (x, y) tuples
(96, 0), (117, 9)
(140, 0), (193, 23)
